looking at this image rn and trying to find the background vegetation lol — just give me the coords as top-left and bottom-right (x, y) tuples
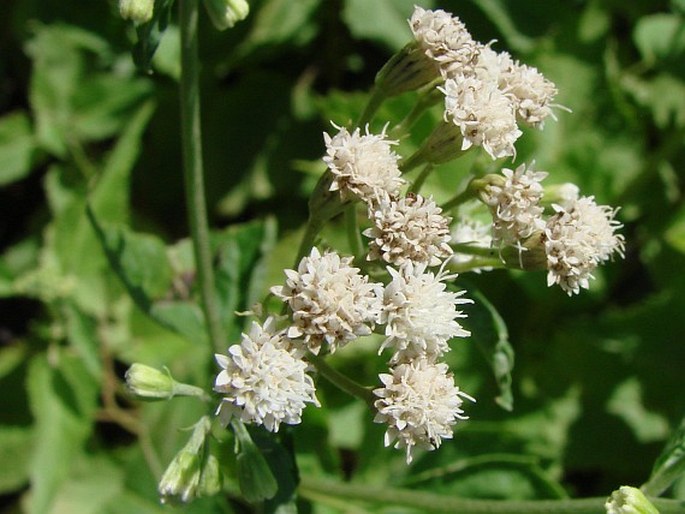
(1, 0), (684, 512)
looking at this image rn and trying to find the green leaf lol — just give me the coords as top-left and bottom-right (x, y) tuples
(63, 302), (102, 379)
(213, 218), (277, 341)
(0, 111), (39, 186)
(343, 0), (414, 51)
(463, 288), (515, 411)
(665, 204), (685, 254)
(248, 426), (299, 514)
(232, 420), (278, 503)
(0, 426), (34, 494)
(90, 219), (173, 301)
(238, 0), (320, 53)
(26, 353), (99, 514)
(49, 455), (125, 514)
(26, 23), (150, 157)
(633, 13), (685, 64)
(642, 417), (685, 496)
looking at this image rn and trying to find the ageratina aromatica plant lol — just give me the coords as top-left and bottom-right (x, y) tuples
(116, 4), (680, 514)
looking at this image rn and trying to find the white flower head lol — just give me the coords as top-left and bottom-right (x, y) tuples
(214, 317), (319, 432)
(544, 196), (626, 295)
(409, 6), (479, 78)
(482, 162), (548, 246)
(380, 261), (471, 363)
(472, 44), (515, 85)
(441, 74), (522, 160)
(364, 192), (453, 267)
(374, 359), (475, 464)
(323, 124), (405, 204)
(271, 247), (383, 355)
(503, 62), (560, 128)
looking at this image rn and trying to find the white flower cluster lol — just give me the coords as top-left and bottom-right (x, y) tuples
(459, 162), (625, 295)
(410, 6), (561, 160)
(211, 4), (624, 468)
(271, 247), (382, 355)
(481, 162), (548, 246)
(544, 196), (626, 295)
(365, 192), (453, 267)
(374, 360), (474, 464)
(323, 124), (405, 203)
(409, 6), (479, 77)
(214, 318), (319, 432)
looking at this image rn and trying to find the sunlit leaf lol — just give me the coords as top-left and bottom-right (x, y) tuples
(0, 111), (39, 186)
(0, 426), (33, 493)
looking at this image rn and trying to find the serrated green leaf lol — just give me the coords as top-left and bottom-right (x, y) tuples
(0, 426), (33, 494)
(0, 111), (39, 186)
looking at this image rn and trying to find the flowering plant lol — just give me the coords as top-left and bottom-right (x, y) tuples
(2, 1), (684, 514)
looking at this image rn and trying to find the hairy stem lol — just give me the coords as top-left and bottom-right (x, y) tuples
(180, 0), (226, 352)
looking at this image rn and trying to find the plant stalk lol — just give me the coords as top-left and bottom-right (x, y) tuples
(299, 476), (685, 514)
(180, 0), (226, 352)
(307, 353), (375, 407)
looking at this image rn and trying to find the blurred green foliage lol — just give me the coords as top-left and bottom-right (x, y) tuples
(1, 0), (684, 512)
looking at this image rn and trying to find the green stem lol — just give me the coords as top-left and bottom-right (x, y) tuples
(294, 215), (325, 267)
(399, 147), (427, 174)
(179, 0), (226, 352)
(345, 204), (364, 262)
(299, 476), (685, 514)
(356, 85), (386, 127)
(173, 382), (212, 401)
(442, 185), (479, 211)
(448, 256), (505, 273)
(452, 243), (500, 259)
(409, 164), (433, 194)
(390, 84), (442, 139)
(307, 353), (375, 407)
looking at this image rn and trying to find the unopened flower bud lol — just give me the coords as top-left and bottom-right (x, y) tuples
(125, 364), (175, 400)
(118, 0), (154, 24)
(605, 486), (659, 514)
(375, 42), (440, 98)
(198, 454), (222, 497)
(159, 417), (216, 504)
(402, 120), (467, 172)
(203, 0), (249, 31)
